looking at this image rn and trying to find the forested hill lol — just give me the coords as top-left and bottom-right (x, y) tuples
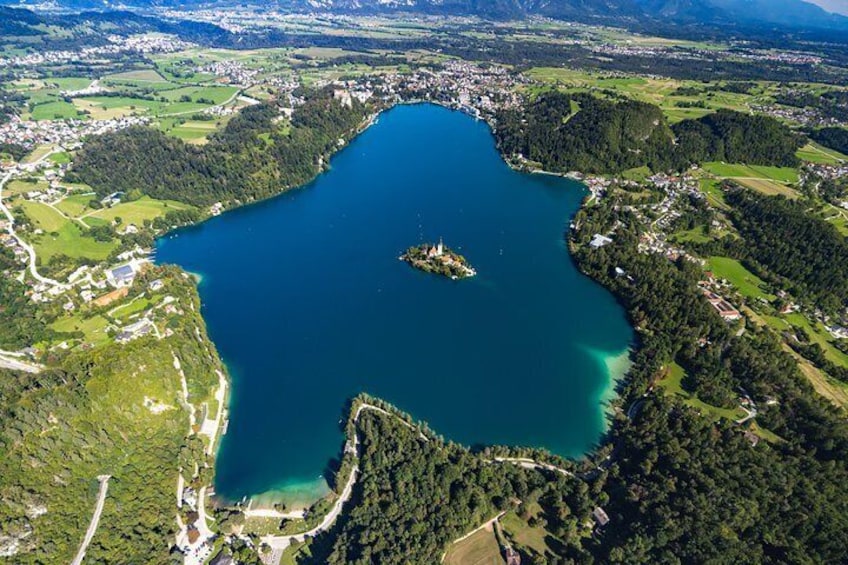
(567, 199), (848, 563)
(723, 189), (848, 313)
(495, 92), (802, 174)
(70, 90), (369, 207)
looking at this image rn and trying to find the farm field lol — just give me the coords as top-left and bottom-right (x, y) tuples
(18, 200), (117, 261)
(83, 196), (195, 226)
(702, 162), (799, 182)
(28, 100), (86, 121)
(702, 162), (800, 198)
(525, 67), (758, 122)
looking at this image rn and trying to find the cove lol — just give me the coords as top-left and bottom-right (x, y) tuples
(156, 104), (633, 506)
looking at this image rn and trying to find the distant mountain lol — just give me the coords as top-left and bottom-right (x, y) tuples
(2, 0), (847, 32)
(635, 0), (848, 30)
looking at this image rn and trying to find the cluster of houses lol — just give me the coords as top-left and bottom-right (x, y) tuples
(0, 114), (149, 153)
(0, 33), (193, 69)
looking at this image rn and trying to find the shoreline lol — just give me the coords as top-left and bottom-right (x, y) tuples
(159, 101), (630, 515)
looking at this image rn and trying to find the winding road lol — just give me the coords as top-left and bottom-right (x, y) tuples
(0, 154), (69, 289)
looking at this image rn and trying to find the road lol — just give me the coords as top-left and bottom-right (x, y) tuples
(493, 457), (574, 477)
(260, 403), (393, 564)
(0, 352), (42, 373)
(0, 154), (69, 289)
(70, 475), (111, 565)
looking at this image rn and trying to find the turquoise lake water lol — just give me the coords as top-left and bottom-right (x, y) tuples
(156, 104), (633, 506)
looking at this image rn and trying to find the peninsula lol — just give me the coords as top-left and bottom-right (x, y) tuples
(400, 238), (477, 280)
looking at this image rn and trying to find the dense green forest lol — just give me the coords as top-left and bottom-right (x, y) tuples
(70, 89), (370, 207)
(721, 189), (848, 313)
(0, 267), (221, 563)
(569, 197), (848, 563)
(0, 264), (54, 349)
(495, 93), (802, 174)
(810, 126), (848, 155)
(302, 397), (595, 564)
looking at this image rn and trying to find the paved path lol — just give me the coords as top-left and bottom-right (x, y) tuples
(0, 352), (42, 373)
(493, 457), (573, 477)
(70, 475), (111, 565)
(260, 403), (393, 564)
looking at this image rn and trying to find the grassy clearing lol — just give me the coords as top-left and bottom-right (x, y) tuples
(84, 196), (193, 226)
(4, 180), (48, 196)
(784, 346), (848, 411)
(735, 178), (799, 198)
(43, 77), (93, 90)
(703, 162), (799, 183)
(48, 151), (71, 165)
(22, 144), (56, 164)
(19, 201), (117, 261)
(111, 297), (153, 322)
(700, 178), (729, 209)
(443, 525), (505, 565)
(707, 256), (774, 301)
(501, 509), (558, 558)
(50, 313), (112, 346)
(658, 362), (746, 421)
(784, 313), (848, 369)
(28, 100), (86, 121)
(54, 193), (95, 217)
(796, 142), (847, 165)
(103, 69), (167, 82)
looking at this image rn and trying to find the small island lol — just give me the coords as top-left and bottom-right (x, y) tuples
(400, 239), (477, 280)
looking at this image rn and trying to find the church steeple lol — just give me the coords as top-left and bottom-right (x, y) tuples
(437, 237), (444, 256)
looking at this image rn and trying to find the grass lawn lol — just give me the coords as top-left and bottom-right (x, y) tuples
(43, 77), (93, 90)
(620, 165), (652, 181)
(796, 142), (847, 165)
(102, 69), (168, 82)
(48, 151), (71, 165)
(51, 313), (112, 346)
(707, 256), (775, 301)
(4, 180), (48, 197)
(501, 509), (559, 558)
(784, 313), (848, 369)
(158, 85), (238, 104)
(702, 162), (799, 198)
(29, 100), (86, 121)
(443, 526), (505, 565)
(735, 178), (799, 199)
(19, 201), (117, 261)
(658, 362), (746, 421)
(158, 118), (224, 142)
(54, 193), (95, 217)
(84, 196), (193, 226)
(673, 226), (714, 244)
(699, 178), (729, 209)
(110, 296), (153, 322)
(22, 145), (56, 164)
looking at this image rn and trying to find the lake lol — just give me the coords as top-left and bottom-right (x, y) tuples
(156, 103), (633, 506)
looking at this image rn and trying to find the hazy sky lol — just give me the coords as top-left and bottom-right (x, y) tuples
(806, 0), (848, 15)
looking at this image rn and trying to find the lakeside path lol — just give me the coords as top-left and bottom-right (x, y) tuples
(260, 403), (394, 564)
(259, 403), (578, 565)
(70, 475), (111, 565)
